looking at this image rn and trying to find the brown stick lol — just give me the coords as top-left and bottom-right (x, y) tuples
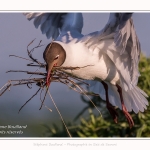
(9, 55), (34, 62)
(0, 84), (11, 96)
(18, 87), (41, 113)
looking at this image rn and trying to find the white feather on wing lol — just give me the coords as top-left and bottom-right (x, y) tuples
(81, 13), (141, 91)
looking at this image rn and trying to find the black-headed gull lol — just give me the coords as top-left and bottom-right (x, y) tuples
(24, 13), (148, 128)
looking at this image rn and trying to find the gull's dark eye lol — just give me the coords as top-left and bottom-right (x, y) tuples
(54, 55), (59, 60)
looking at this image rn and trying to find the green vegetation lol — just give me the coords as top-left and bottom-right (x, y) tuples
(42, 53), (150, 137)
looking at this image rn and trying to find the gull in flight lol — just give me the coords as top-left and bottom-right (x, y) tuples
(24, 13), (148, 128)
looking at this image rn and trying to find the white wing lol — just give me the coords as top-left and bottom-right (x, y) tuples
(23, 13), (83, 39)
(81, 13), (141, 91)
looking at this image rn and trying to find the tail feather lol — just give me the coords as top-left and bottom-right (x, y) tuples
(87, 80), (148, 114)
(131, 89), (145, 112)
(127, 89), (143, 113)
(133, 87), (147, 110)
(135, 86), (148, 98)
(123, 86), (148, 113)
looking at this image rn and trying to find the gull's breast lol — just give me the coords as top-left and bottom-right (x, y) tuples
(61, 42), (120, 85)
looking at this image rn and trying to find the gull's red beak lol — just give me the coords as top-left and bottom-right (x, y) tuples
(46, 63), (55, 87)
(46, 70), (51, 87)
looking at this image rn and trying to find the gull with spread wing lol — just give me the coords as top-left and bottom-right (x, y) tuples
(24, 13), (148, 128)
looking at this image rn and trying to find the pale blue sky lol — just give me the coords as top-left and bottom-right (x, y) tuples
(0, 13), (150, 136)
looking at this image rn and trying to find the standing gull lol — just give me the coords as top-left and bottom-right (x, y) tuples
(24, 13), (148, 128)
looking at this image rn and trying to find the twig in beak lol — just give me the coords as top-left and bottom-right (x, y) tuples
(40, 87), (52, 112)
(48, 90), (72, 138)
(67, 78), (102, 117)
(39, 85), (48, 110)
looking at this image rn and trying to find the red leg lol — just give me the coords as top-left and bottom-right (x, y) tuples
(116, 84), (134, 128)
(101, 81), (118, 123)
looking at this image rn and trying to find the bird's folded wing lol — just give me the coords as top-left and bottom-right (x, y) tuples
(23, 13), (83, 40)
(81, 13), (141, 91)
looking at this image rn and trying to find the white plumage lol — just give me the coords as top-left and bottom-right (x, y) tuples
(23, 13), (148, 127)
